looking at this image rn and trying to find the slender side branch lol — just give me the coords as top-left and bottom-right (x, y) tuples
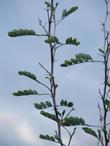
(36, 79), (51, 91)
(38, 18), (48, 35)
(39, 62), (51, 75)
(64, 108), (74, 119)
(67, 128), (76, 146)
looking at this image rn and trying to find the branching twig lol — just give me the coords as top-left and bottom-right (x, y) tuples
(38, 18), (48, 35)
(36, 79), (51, 91)
(67, 128), (76, 146)
(64, 108), (74, 119)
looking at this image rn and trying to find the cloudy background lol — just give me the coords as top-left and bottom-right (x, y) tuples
(0, 0), (109, 146)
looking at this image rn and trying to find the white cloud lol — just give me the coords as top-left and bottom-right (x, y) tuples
(15, 121), (35, 144)
(0, 111), (38, 146)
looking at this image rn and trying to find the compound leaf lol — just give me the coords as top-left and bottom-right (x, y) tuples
(8, 29), (36, 37)
(34, 101), (52, 110)
(18, 71), (37, 81)
(61, 116), (85, 126)
(61, 53), (92, 67)
(40, 111), (59, 122)
(39, 134), (55, 142)
(83, 127), (98, 138)
(13, 89), (38, 96)
(65, 37), (80, 46)
(62, 6), (78, 18)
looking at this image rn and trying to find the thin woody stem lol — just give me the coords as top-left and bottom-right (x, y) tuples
(47, 1), (64, 146)
(99, 1), (110, 146)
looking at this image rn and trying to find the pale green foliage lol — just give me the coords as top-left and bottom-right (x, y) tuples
(62, 7), (78, 18)
(45, 36), (59, 44)
(65, 37), (80, 45)
(61, 117), (85, 126)
(18, 71), (37, 81)
(39, 134), (55, 142)
(61, 53), (92, 67)
(8, 29), (36, 37)
(34, 101), (52, 110)
(83, 127), (98, 138)
(13, 89), (38, 96)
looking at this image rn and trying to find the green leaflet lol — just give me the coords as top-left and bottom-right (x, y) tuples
(57, 111), (62, 117)
(34, 103), (42, 110)
(60, 99), (67, 106)
(40, 111), (58, 122)
(39, 134), (55, 142)
(60, 99), (73, 107)
(105, 99), (110, 109)
(46, 101), (52, 107)
(45, 36), (59, 44)
(62, 6), (78, 18)
(65, 37), (80, 45)
(54, 133), (61, 142)
(60, 63), (68, 67)
(63, 60), (72, 66)
(13, 89), (38, 96)
(61, 53), (92, 67)
(34, 101), (52, 110)
(45, 1), (51, 8)
(62, 110), (65, 116)
(107, 82), (110, 87)
(70, 58), (78, 64)
(83, 127), (98, 138)
(45, 1), (59, 10)
(68, 102), (74, 107)
(98, 129), (102, 140)
(75, 53), (92, 61)
(62, 9), (67, 18)
(18, 71), (37, 81)
(61, 116), (85, 126)
(98, 48), (105, 54)
(8, 29), (36, 37)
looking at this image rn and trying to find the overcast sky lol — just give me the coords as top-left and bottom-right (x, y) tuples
(0, 0), (109, 146)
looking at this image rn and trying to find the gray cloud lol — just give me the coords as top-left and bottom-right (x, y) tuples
(0, 112), (38, 146)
